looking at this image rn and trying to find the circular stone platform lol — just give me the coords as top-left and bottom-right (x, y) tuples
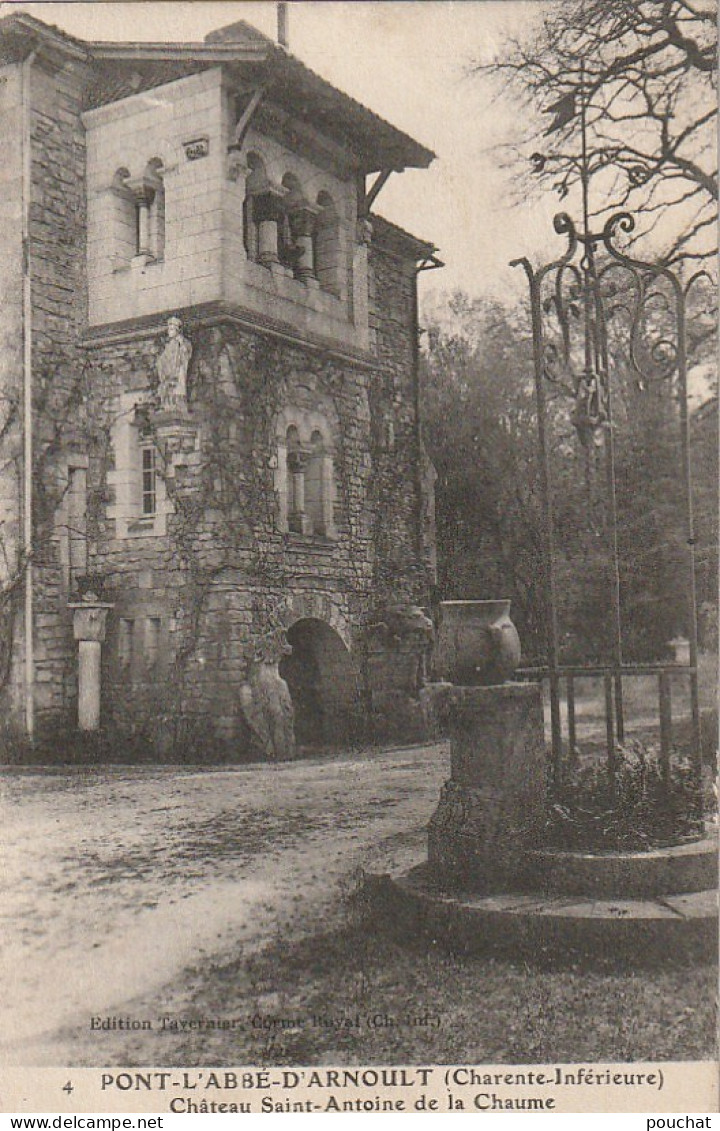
(525, 837), (718, 899)
(366, 847), (718, 964)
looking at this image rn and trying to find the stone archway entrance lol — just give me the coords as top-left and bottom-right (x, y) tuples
(279, 618), (361, 748)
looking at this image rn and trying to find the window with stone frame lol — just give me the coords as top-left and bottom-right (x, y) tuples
(109, 167), (136, 267)
(145, 616), (162, 671)
(285, 425), (305, 533)
(141, 444), (157, 518)
(243, 151), (274, 265)
(305, 430), (328, 535)
(53, 457), (90, 592)
(107, 393), (170, 538)
(146, 159), (166, 261)
(116, 614), (165, 681)
(118, 618), (135, 671)
(67, 465), (88, 584)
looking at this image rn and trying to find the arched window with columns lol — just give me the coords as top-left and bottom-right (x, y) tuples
(279, 173), (302, 274)
(275, 403), (337, 539)
(286, 425), (305, 534)
(109, 167), (136, 266)
(281, 172), (320, 282)
(108, 160), (165, 267)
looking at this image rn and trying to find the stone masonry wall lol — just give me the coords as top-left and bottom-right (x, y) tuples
(29, 57), (90, 731)
(84, 68), (225, 327)
(368, 228), (425, 598)
(0, 62), (25, 727)
(7, 49), (433, 753)
(81, 241), (428, 751)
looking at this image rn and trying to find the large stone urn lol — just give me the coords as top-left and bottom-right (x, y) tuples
(434, 599), (521, 685)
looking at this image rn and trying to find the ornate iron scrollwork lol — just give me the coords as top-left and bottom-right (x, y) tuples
(514, 210), (688, 447)
(511, 206), (705, 792)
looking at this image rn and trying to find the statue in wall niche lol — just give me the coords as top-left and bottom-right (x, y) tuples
(238, 628), (296, 761)
(156, 316), (192, 411)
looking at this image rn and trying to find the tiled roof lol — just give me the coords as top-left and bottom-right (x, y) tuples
(371, 215), (437, 260)
(0, 11), (434, 174)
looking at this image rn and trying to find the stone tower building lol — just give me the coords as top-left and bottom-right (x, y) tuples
(0, 12), (439, 758)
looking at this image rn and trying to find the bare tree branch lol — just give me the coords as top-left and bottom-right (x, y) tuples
(476, 0), (718, 266)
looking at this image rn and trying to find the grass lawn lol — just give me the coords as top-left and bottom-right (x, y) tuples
(98, 911), (717, 1067)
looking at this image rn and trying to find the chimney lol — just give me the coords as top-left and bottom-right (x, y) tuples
(277, 3), (289, 49)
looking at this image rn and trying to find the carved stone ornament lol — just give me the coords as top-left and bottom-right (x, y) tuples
(183, 136), (209, 161)
(239, 659), (296, 761)
(68, 599), (114, 644)
(384, 604), (435, 645)
(156, 316), (192, 411)
(226, 150), (248, 183)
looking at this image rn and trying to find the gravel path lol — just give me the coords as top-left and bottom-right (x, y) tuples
(1, 744), (448, 1065)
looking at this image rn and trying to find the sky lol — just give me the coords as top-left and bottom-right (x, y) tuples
(3, 0), (569, 313)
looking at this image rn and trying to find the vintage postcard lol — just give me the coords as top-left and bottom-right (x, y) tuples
(0, 0), (717, 1115)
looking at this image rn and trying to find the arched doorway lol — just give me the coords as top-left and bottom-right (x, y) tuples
(279, 618), (361, 748)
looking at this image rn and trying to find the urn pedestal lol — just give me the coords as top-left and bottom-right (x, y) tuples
(68, 600), (114, 731)
(428, 682), (545, 892)
(370, 611), (715, 961)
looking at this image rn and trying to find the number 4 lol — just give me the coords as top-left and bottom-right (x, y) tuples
(63, 1081), (74, 1095)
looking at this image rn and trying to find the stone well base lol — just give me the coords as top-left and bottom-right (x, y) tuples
(525, 836), (718, 900)
(366, 855), (718, 965)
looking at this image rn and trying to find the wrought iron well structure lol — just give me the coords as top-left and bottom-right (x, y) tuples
(512, 207), (710, 801)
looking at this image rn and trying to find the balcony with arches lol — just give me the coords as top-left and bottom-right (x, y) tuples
(83, 67), (372, 355)
(224, 126), (370, 354)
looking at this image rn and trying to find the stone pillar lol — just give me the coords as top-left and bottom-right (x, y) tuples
(69, 600), (114, 731)
(136, 196), (151, 258)
(253, 190), (283, 267)
(288, 202), (320, 282)
(321, 453), (334, 536)
(77, 641), (102, 731)
(294, 234), (314, 281)
(428, 682), (546, 892)
(126, 173), (160, 261)
(287, 450), (307, 534)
